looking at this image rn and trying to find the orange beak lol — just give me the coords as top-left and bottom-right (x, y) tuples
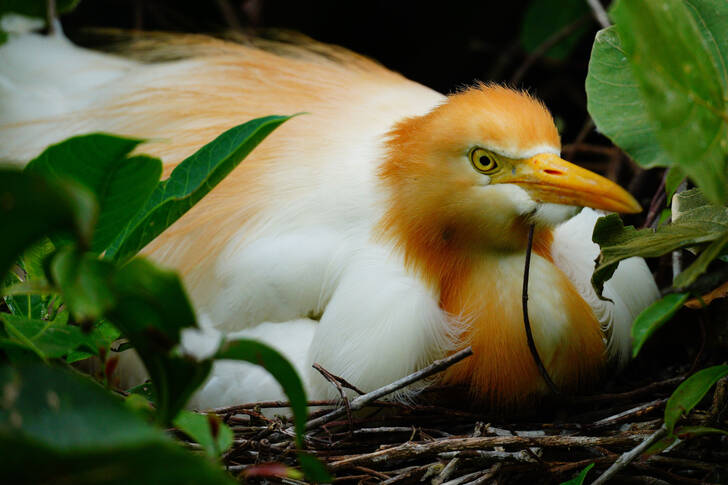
(506, 153), (641, 214)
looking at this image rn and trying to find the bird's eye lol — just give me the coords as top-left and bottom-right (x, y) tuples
(469, 148), (499, 174)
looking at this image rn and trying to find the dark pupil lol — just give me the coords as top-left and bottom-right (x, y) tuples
(479, 156), (492, 167)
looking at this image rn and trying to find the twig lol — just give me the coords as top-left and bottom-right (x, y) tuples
(709, 377), (728, 423)
(642, 172), (667, 229)
(523, 224), (560, 394)
(443, 464), (502, 485)
(511, 15), (591, 84)
(590, 399), (667, 429)
(586, 0), (611, 28)
(572, 377), (683, 406)
(381, 464), (434, 484)
(215, 0), (244, 32)
(328, 434), (652, 470)
(438, 449), (536, 463)
(353, 465), (391, 481)
(313, 362), (366, 395)
(46, 0), (56, 35)
(591, 425), (668, 485)
(435, 422), (485, 485)
(466, 463), (502, 485)
(301, 347), (473, 431)
(313, 363), (357, 432)
(564, 118), (596, 161)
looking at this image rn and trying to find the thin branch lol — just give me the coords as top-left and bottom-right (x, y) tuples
(301, 347), (473, 431)
(642, 172), (667, 229)
(46, 0), (57, 35)
(313, 362), (366, 396)
(215, 0), (244, 32)
(586, 0), (611, 29)
(523, 224), (560, 394)
(327, 433), (653, 470)
(511, 15), (591, 84)
(591, 425), (669, 485)
(313, 363), (357, 432)
(590, 399), (667, 429)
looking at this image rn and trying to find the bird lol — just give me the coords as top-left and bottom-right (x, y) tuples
(0, 24), (659, 410)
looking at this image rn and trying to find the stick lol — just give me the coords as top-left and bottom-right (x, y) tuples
(313, 362), (366, 395)
(301, 347), (473, 431)
(328, 433), (652, 470)
(46, 0), (56, 35)
(586, 0), (611, 28)
(590, 398), (667, 429)
(591, 425), (668, 485)
(523, 224), (560, 394)
(511, 15), (590, 84)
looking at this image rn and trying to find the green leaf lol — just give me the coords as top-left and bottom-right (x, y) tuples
(632, 293), (689, 357)
(645, 424), (728, 456)
(0, 169), (96, 283)
(588, 0), (728, 204)
(587, 27), (670, 170)
(297, 452), (333, 483)
(108, 115), (291, 263)
(216, 339), (307, 446)
(674, 230), (728, 288)
(0, 0), (81, 19)
(216, 339), (331, 482)
(0, 314), (97, 361)
(591, 190), (728, 296)
(520, 0), (590, 60)
(174, 410), (233, 457)
(50, 247), (116, 322)
(2, 240), (56, 321)
(26, 134), (161, 253)
(0, 364), (235, 485)
(560, 463), (594, 485)
(127, 380), (156, 403)
(106, 258), (211, 424)
(65, 320), (121, 363)
(665, 365), (728, 433)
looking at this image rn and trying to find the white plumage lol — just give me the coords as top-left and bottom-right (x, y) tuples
(0, 24), (659, 409)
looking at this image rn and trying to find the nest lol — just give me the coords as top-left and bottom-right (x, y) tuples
(205, 349), (728, 484)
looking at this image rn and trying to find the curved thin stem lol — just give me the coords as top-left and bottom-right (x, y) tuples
(523, 224), (560, 395)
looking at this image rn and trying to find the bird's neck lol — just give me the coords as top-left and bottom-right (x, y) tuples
(376, 209), (605, 406)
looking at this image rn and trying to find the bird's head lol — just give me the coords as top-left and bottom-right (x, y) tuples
(379, 84), (640, 258)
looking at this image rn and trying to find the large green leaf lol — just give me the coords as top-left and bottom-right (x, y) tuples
(0, 169), (96, 283)
(106, 258), (211, 424)
(586, 27), (669, 170)
(631, 293), (690, 358)
(108, 115), (291, 263)
(587, 0), (728, 204)
(520, 0), (590, 61)
(665, 365), (728, 433)
(591, 189), (728, 296)
(0, 364), (235, 485)
(26, 134), (161, 253)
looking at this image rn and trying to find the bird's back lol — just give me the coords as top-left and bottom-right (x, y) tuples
(0, 31), (445, 312)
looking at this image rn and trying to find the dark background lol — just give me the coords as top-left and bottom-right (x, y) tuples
(62, 0), (601, 144)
